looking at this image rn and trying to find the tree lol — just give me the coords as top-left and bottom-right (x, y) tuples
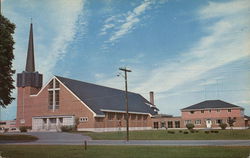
(227, 117), (236, 129)
(186, 123), (195, 130)
(0, 14), (16, 108)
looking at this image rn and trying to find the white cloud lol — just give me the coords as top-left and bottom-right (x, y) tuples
(99, 0), (165, 46)
(109, 0), (151, 42)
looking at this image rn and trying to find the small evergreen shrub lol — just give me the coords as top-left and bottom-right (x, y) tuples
(60, 125), (75, 132)
(186, 123), (195, 130)
(204, 131), (210, 134)
(19, 126), (31, 132)
(179, 130), (183, 133)
(183, 131), (189, 134)
(167, 131), (175, 134)
(219, 123), (227, 130)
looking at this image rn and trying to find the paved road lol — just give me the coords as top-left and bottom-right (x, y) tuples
(1, 132), (250, 146)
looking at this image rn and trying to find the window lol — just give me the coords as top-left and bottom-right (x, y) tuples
(175, 121), (180, 128)
(131, 114), (136, 120)
(48, 78), (60, 111)
(48, 91), (53, 105)
(228, 109), (231, 112)
(209, 109), (212, 113)
(201, 110), (204, 113)
(79, 117), (88, 122)
(190, 111), (195, 114)
(143, 115), (148, 120)
(216, 109), (220, 112)
(195, 120), (201, 125)
(184, 120), (192, 125)
(216, 119), (222, 124)
(161, 122), (166, 128)
(168, 121), (173, 128)
(116, 113), (123, 120)
(107, 113), (114, 120)
(137, 115), (142, 120)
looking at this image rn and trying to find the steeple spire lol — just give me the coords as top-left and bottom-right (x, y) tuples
(25, 22), (35, 72)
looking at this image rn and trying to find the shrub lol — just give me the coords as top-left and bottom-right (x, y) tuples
(19, 126), (31, 132)
(186, 123), (195, 130)
(219, 123), (227, 130)
(190, 129), (195, 133)
(211, 130), (219, 133)
(60, 125), (75, 132)
(183, 131), (189, 134)
(167, 131), (175, 134)
(195, 130), (199, 133)
(179, 130), (182, 133)
(204, 131), (210, 134)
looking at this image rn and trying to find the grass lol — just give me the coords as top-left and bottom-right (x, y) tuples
(0, 145), (249, 158)
(77, 129), (250, 140)
(0, 134), (38, 141)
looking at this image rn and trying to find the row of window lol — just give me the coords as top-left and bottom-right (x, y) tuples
(154, 121), (181, 128)
(190, 109), (232, 114)
(107, 113), (148, 121)
(184, 119), (224, 125)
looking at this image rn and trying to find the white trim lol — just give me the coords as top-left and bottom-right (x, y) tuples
(77, 127), (152, 132)
(145, 102), (155, 107)
(32, 115), (74, 119)
(181, 107), (244, 111)
(54, 76), (97, 116)
(100, 109), (150, 115)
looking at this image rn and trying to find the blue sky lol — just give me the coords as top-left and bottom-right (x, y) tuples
(1, 0), (249, 120)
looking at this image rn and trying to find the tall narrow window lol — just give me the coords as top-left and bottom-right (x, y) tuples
(48, 78), (60, 111)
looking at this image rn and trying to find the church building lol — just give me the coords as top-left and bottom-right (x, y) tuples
(16, 23), (158, 132)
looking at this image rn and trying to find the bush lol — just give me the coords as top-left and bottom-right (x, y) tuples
(183, 131), (189, 134)
(204, 131), (210, 134)
(179, 130), (182, 133)
(167, 131), (175, 134)
(190, 129), (195, 133)
(19, 126), (31, 132)
(60, 125), (76, 132)
(219, 123), (227, 130)
(211, 130), (219, 133)
(186, 123), (195, 130)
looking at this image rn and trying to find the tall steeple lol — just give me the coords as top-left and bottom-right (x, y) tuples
(25, 23), (35, 72)
(17, 21), (43, 89)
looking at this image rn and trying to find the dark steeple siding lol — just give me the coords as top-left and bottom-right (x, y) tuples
(17, 23), (42, 88)
(181, 100), (243, 111)
(25, 23), (35, 72)
(56, 76), (158, 116)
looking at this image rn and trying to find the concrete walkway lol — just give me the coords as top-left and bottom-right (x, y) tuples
(1, 132), (250, 146)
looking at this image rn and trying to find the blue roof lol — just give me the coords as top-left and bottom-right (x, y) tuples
(56, 76), (158, 116)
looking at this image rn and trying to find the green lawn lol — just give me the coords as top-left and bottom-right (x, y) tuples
(0, 134), (38, 141)
(78, 129), (250, 140)
(0, 145), (249, 158)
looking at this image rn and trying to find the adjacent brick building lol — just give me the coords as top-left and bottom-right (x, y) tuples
(152, 100), (249, 129)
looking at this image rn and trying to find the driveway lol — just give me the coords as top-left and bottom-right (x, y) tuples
(1, 132), (250, 146)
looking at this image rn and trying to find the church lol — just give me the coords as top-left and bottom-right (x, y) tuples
(16, 23), (158, 132)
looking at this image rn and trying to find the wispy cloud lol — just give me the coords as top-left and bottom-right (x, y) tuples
(100, 0), (165, 48)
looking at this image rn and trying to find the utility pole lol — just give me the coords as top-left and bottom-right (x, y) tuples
(119, 67), (131, 142)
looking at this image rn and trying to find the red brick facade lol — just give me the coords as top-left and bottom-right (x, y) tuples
(16, 77), (153, 132)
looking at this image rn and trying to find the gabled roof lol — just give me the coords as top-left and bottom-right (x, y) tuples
(181, 100), (243, 111)
(56, 76), (157, 116)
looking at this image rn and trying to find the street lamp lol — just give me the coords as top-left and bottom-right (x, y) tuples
(119, 67), (131, 142)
